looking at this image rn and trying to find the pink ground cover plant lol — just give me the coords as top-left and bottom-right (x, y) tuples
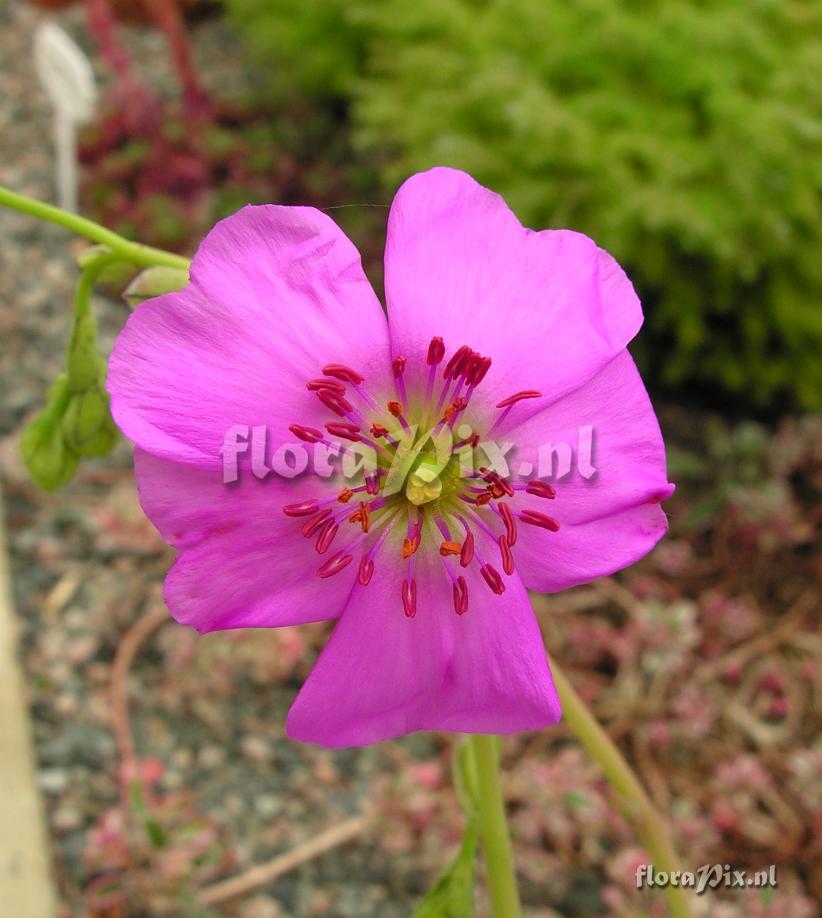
(106, 167), (673, 749)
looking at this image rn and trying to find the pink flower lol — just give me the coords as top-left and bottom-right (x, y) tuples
(108, 168), (673, 748)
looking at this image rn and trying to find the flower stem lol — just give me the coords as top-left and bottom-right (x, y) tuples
(468, 733), (521, 918)
(550, 659), (692, 918)
(0, 185), (191, 271)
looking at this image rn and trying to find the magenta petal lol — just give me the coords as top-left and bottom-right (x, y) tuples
(108, 205), (391, 466)
(135, 449), (353, 631)
(502, 351), (674, 592)
(384, 167), (642, 418)
(285, 535), (561, 748)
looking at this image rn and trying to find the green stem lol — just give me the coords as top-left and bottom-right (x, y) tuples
(0, 185), (190, 271)
(468, 733), (521, 918)
(550, 659), (692, 918)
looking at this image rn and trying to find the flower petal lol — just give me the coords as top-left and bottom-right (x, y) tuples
(498, 351), (674, 592)
(384, 167), (642, 420)
(135, 449), (355, 631)
(285, 533), (561, 748)
(109, 205), (392, 467)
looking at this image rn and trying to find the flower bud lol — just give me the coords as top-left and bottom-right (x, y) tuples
(124, 265), (189, 307)
(20, 374), (80, 491)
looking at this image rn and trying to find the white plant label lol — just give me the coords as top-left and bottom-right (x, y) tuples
(33, 23), (97, 213)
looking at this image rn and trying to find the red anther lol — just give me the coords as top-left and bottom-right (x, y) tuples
(470, 434), (480, 448)
(489, 482), (505, 499)
(460, 531), (475, 567)
(365, 473), (380, 496)
(402, 534), (420, 558)
(301, 509), (331, 538)
(461, 353), (482, 384)
(326, 422), (361, 442)
(453, 348), (476, 381)
(338, 488), (354, 503)
(282, 500), (319, 517)
(442, 404), (456, 422)
(317, 551), (353, 579)
(427, 336), (445, 366)
(480, 564), (505, 595)
(443, 345), (470, 379)
(306, 378), (345, 395)
(475, 491), (493, 506)
(452, 396), (467, 412)
(495, 390), (542, 409)
(520, 509), (560, 531)
(387, 400), (403, 418)
(317, 389), (351, 417)
(370, 423), (389, 438)
(358, 555), (374, 586)
(526, 481), (557, 499)
(402, 578), (417, 617)
(453, 576), (469, 615)
(322, 364), (364, 384)
(289, 424), (323, 444)
(439, 540), (462, 557)
(392, 356), (406, 377)
(315, 520), (339, 554)
(499, 535), (515, 576)
(469, 356), (492, 386)
(499, 502), (517, 545)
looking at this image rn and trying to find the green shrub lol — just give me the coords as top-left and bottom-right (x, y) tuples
(226, 0), (822, 410)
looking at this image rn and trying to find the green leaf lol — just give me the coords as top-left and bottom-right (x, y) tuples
(20, 374), (80, 491)
(124, 265), (189, 307)
(410, 825), (477, 918)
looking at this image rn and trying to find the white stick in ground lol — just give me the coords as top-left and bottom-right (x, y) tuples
(33, 22), (97, 213)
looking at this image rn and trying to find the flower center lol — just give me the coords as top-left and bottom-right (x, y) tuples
(282, 337), (560, 618)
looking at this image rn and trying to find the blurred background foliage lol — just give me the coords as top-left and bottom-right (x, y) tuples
(225, 0), (822, 412)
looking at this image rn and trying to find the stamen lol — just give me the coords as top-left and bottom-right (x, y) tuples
(460, 531), (474, 567)
(315, 520), (339, 554)
(453, 576), (469, 615)
(289, 424), (324, 444)
(499, 502), (517, 545)
(487, 389), (542, 436)
(498, 535), (515, 575)
(480, 563), (505, 595)
(427, 336), (445, 366)
(348, 501), (371, 533)
(496, 390), (542, 409)
(317, 551), (353, 579)
(439, 540), (462, 557)
(387, 399), (411, 432)
(338, 488), (354, 503)
(302, 509), (331, 538)
(326, 422), (361, 442)
(402, 577), (417, 618)
(519, 509), (560, 532)
(443, 345), (470, 381)
(322, 364), (364, 384)
(357, 555), (374, 586)
(525, 481), (557, 499)
(392, 356), (409, 408)
(306, 378), (345, 395)
(316, 389), (354, 417)
(479, 468), (514, 497)
(468, 356), (491, 387)
(283, 500), (319, 517)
